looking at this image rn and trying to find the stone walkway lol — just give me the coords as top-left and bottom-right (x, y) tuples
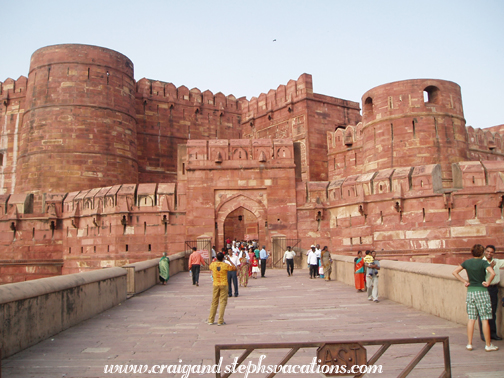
(2, 268), (503, 378)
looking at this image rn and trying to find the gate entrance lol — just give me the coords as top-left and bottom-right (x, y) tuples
(271, 237), (301, 268)
(223, 207), (258, 244)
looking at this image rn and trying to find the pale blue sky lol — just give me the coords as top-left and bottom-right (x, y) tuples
(2, 0), (503, 128)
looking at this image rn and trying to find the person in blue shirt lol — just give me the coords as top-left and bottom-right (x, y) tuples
(259, 246), (269, 277)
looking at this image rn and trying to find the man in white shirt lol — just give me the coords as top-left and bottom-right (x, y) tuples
(283, 246), (296, 276)
(307, 245), (318, 279)
(479, 245), (504, 340)
(225, 249), (239, 297)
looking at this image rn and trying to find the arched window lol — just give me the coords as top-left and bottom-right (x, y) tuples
(364, 97), (373, 114)
(423, 86), (440, 104)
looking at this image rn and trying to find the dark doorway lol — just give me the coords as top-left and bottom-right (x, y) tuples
(223, 207), (258, 243)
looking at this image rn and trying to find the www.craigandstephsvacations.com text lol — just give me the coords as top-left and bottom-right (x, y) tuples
(104, 356), (383, 376)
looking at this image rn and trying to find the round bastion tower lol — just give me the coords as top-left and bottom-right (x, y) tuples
(361, 79), (467, 187)
(16, 44), (138, 196)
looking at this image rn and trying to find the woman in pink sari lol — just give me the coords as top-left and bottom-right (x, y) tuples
(248, 248), (254, 277)
(354, 250), (365, 292)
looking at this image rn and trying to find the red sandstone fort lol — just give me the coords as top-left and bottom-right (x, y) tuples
(1, 44), (504, 283)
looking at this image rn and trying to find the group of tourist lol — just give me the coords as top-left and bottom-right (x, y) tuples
(453, 244), (503, 352)
(353, 250), (380, 302)
(162, 240), (503, 352)
(189, 240), (270, 326)
(304, 244), (333, 280)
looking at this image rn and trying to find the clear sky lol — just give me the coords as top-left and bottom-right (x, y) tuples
(2, 0), (503, 128)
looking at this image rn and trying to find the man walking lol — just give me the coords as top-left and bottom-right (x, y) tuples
(226, 248), (239, 297)
(452, 244), (498, 352)
(283, 246), (296, 276)
(208, 252), (236, 326)
(188, 247), (206, 286)
(478, 245), (504, 341)
(259, 246), (269, 277)
(307, 245), (318, 279)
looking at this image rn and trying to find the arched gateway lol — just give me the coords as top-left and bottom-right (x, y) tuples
(215, 195), (267, 249)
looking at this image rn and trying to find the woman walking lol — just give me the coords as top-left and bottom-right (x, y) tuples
(321, 246), (333, 281)
(238, 251), (250, 287)
(354, 251), (365, 292)
(159, 252), (170, 285)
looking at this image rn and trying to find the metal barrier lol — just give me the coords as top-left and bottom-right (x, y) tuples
(272, 238), (301, 268)
(215, 337), (451, 377)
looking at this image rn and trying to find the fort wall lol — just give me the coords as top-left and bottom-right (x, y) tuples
(135, 79), (245, 183)
(0, 77), (28, 196)
(1, 44), (504, 283)
(240, 74), (361, 182)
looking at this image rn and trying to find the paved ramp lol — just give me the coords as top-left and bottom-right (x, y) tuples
(2, 269), (503, 377)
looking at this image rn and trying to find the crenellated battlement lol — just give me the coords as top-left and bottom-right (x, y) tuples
(0, 76), (28, 99)
(135, 78), (245, 111)
(240, 73), (314, 123)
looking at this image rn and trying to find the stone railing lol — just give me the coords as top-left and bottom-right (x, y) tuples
(0, 252), (187, 359)
(332, 255), (504, 336)
(123, 252), (186, 295)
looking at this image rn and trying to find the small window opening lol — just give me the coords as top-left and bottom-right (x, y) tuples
(474, 205), (478, 218)
(94, 246), (96, 253)
(126, 244), (129, 252)
(424, 86), (440, 104)
(81, 247), (84, 254)
(422, 208), (426, 222)
(148, 244), (151, 251)
(69, 247), (71, 254)
(364, 97), (373, 114)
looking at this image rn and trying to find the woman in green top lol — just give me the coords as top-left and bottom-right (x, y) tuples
(159, 252), (170, 284)
(453, 244), (497, 352)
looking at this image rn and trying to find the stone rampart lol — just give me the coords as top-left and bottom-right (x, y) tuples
(297, 161), (504, 263)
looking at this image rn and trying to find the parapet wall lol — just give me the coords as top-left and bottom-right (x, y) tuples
(332, 255), (504, 336)
(0, 252), (187, 359)
(0, 267), (127, 358)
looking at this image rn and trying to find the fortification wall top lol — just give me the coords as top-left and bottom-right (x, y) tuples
(240, 73), (314, 120)
(29, 44), (134, 78)
(135, 78), (245, 113)
(362, 79), (464, 126)
(0, 76), (28, 100)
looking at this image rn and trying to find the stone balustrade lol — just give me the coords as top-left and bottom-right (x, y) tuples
(332, 255), (504, 337)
